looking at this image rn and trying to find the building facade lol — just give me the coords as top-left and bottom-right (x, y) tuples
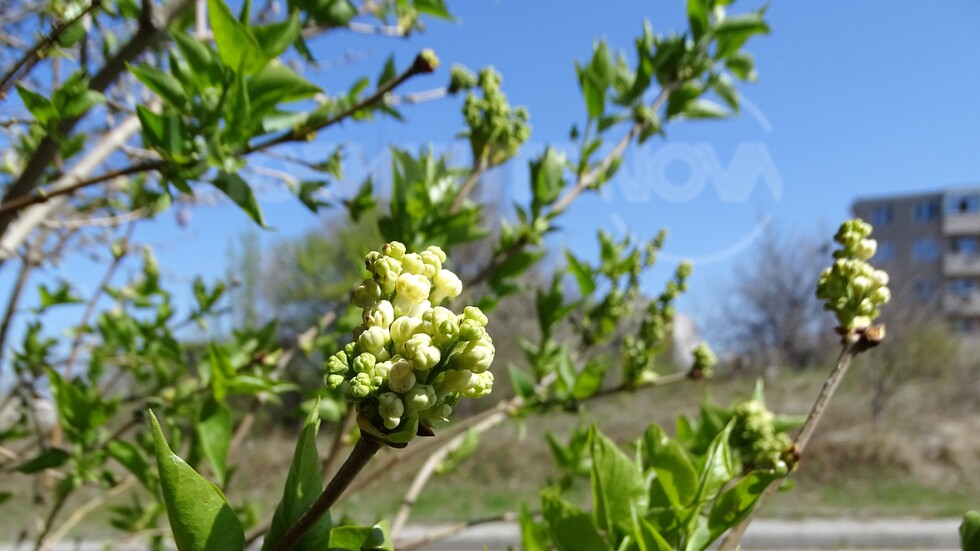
(852, 188), (980, 332)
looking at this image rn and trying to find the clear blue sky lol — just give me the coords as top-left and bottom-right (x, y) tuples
(8, 0), (980, 361)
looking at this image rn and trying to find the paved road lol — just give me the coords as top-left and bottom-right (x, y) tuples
(0, 518), (964, 550)
(397, 518), (963, 550)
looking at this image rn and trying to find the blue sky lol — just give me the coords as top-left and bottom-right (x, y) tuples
(6, 0), (980, 366)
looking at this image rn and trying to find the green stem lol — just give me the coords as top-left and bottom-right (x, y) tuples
(272, 435), (383, 551)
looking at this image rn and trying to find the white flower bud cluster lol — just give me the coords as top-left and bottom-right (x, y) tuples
(326, 242), (495, 439)
(816, 219), (891, 332)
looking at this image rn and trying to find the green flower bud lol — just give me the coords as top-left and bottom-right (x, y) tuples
(462, 306), (488, 327)
(458, 319), (485, 341)
(382, 241), (406, 260)
(373, 256), (402, 293)
(438, 369), (477, 396)
(854, 238), (877, 260)
(390, 316), (423, 355)
(461, 371), (493, 398)
(326, 374), (346, 389)
(353, 279), (383, 308)
(348, 372), (372, 399)
(451, 337), (494, 373)
(358, 326), (390, 358)
(353, 353), (376, 374)
(404, 384), (436, 413)
(363, 300), (395, 328)
(388, 358), (416, 393)
(429, 269), (462, 305)
(870, 287), (891, 304)
(851, 275), (872, 295)
(344, 341), (358, 358)
(326, 351), (349, 374)
(404, 333), (441, 371)
(448, 64), (478, 93)
(378, 392), (405, 430)
(870, 269), (889, 288)
(426, 245), (447, 263)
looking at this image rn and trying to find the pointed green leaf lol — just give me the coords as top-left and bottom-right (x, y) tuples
(212, 172), (266, 226)
(263, 406), (331, 550)
(631, 504), (672, 551)
(328, 519), (393, 550)
(641, 424), (698, 508)
(106, 439), (155, 490)
(196, 397), (231, 487)
(706, 470), (778, 545)
(208, 0), (264, 73)
(252, 11), (301, 61)
(696, 421), (736, 503)
(130, 64), (188, 108)
(248, 60), (321, 118)
(541, 488), (610, 551)
(682, 99), (729, 119)
(149, 411), (244, 551)
(16, 84), (57, 126)
(519, 503), (549, 551)
(962, 511), (980, 551)
(14, 448), (70, 474)
(590, 425), (647, 542)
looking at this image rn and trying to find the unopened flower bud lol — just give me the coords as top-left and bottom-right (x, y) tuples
(404, 333), (441, 371)
(854, 238), (877, 260)
(358, 326), (390, 358)
(462, 306), (488, 327)
(348, 372), (373, 399)
(870, 269), (889, 288)
(390, 316), (423, 354)
(461, 371), (493, 398)
(458, 319), (484, 341)
(451, 337), (494, 373)
(326, 374), (345, 389)
(419, 250), (442, 278)
(353, 353), (376, 374)
(851, 275), (872, 295)
(870, 287), (891, 304)
(394, 273), (432, 314)
(426, 245), (447, 263)
(404, 384), (436, 413)
(382, 241), (406, 260)
(363, 300), (395, 328)
(429, 269), (462, 305)
(373, 256), (402, 293)
(379, 392), (404, 429)
(326, 351), (349, 374)
(353, 279), (383, 308)
(401, 253), (424, 275)
(389, 358), (416, 393)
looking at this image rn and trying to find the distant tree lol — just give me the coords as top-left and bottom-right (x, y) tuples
(710, 225), (832, 372)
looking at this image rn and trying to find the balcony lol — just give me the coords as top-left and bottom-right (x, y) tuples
(943, 290), (980, 316)
(943, 212), (980, 234)
(944, 252), (980, 276)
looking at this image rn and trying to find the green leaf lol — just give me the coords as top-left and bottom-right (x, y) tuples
(696, 421), (736, 503)
(706, 470), (778, 545)
(725, 52), (757, 81)
(632, 505), (672, 551)
(14, 448), (70, 474)
(414, 0), (451, 19)
(252, 11), (302, 62)
(571, 359), (607, 400)
(207, 343), (236, 402)
(248, 60), (321, 118)
(328, 520), (393, 550)
(16, 84), (57, 126)
(345, 177), (376, 222)
(687, 0), (709, 41)
(106, 439), (155, 490)
(212, 172), (266, 226)
(208, 0), (264, 73)
(136, 105), (166, 150)
(172, 31), (225, 88)
(508, 364), (536, 401)
(130, 64), (188, 108)
(682, 99), (729, 119)
(529, 148), (566, 216)
(195, 397), (231, 487)
(149, 411), (244, 551)
(590, 425), (647, 542)
(641, 424), (698, 508)
(710, 73), (738, 111)
(712, 12), (770, 59)
(377, 55), (397, 88)
(541, 488), (610, 551)
(263, 406), (331, 551)
(564, 251), (595, 296)
(519, 503), (549, 551)
(36, 283), (82, 312)
(962, 511), (980, 551)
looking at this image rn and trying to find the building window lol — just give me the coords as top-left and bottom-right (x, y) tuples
(951, 236), (979, 255)
(876, 241), (895, 262)
(913, 280), (937, 302)
(912, 238), (939, 262)
(947, 194), (980, 214)
(870, 204), (893, 226)
(950, 278), (974, 296)
(913, 199), (939, 222)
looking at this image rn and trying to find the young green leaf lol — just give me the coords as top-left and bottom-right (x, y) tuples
(149, 411), (244, 551)
(706, 470), (778, 544)
(208, 0), (264, 74)
(589, 425), (647, 542)
(641, 424), (698, 508)
(15, 84), (57, 126)
(328, 520), (393, 550)
(961, 511), (980, 551)
(106, 439), (155, 490)
(541, 488), (611, 551)
(195, 397), (231, 487)
(212, 172), (267, 226)
(252, 11), (302, 64)
(129, 64), (188, 108)
(14, 448), (70, 474)
(247, 61), (321, 118)
(263, 406), (331, 551)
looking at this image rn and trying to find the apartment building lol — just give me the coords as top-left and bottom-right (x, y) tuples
(852, 188), (980, 333)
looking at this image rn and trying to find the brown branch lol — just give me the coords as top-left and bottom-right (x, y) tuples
(717, 341), (864, 551)
(0, 0), (192, 242)
(0, 245), (38, 386)
(0, 161), (163, 215)
(0, 0), (104, 100)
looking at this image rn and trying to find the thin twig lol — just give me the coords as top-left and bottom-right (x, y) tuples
(717, 342), (859, 551)
(0, 161), (163, 215)
(0, 245), (37, 387)
(272, 435), (382, 551)
(449, 161), (487, 214)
